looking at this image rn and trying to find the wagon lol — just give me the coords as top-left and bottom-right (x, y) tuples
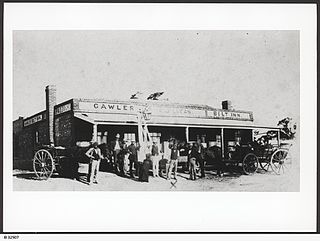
(225, 132), (293, 175)
(32, 143), (90, 180)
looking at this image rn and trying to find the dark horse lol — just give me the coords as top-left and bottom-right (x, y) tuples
(97, 143), (130, 175)
(97, 143), (113, 172)
(202, 145), (226, 176)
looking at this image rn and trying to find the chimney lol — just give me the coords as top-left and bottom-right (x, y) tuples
(222, 100), (233, 110)
(45, 85), (56, 145)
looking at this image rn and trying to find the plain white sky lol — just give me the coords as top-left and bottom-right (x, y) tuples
(13, 30), (299, 126)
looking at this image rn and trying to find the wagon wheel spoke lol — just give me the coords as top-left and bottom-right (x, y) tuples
(36, 152), (42, 162)
(34, 158), (42, 165)
(260, 160), (271, 171)
(43, 151), (47, 161)
(34, 155), (42, 162)
(39, 168), (45, 178)
(43, 167), (50, 178)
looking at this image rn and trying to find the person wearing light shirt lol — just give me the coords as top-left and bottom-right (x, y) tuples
(85, 142), (103, 185)
(110, 133), (123, 174)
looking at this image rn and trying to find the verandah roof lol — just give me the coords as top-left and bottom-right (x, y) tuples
(74, 111), (280, 130)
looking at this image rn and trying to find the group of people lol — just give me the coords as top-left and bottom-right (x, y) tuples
(85, 133), (208, 185)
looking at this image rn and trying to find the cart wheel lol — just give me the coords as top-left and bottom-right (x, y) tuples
(33, 149), (54, 180)
(259, 160), (272, 172)
(270, 149), (292, 175)
(242, 153), (259, 175)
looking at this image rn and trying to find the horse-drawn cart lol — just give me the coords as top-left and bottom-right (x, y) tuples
(32, 144), (90, 180)
(222, 132), (293, 175)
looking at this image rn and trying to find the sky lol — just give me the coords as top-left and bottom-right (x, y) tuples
(13, 30), (299, 126)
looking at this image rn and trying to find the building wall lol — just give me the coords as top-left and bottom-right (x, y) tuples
(13, 117), (24, 158)
(74, 118), (93, 142)
(17, 120), (49, 159)
(55, 112), (74, 147)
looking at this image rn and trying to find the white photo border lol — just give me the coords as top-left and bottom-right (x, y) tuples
(3, 3), (317, 232)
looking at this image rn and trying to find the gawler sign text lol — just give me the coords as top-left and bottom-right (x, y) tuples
(79, 102), (136, 114)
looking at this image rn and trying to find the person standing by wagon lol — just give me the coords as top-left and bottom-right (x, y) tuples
(139, 153), (152, 182)
(128, 140), (139, 178)
(151, 140), (161, 177)
(111, 133), (123, 174)
(167, 141), (179, 180)
(196, 139), (206, 178)
(188, 143), (198, 180)
(85, 142), (103, 185)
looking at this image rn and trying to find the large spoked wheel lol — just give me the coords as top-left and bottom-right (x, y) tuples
(270, 149), (292, 175)
(242, 153), (259, 175)
(33, 149), (54, 180)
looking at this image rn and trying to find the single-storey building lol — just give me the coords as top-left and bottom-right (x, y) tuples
(13, 85), (279, 160)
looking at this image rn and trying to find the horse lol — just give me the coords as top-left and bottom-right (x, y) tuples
(97, 143), (113, 172)
(202, 145), (226, 177)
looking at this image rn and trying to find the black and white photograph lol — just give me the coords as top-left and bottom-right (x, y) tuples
(12, 30), (300, 191)
(3, 3), (317, 233)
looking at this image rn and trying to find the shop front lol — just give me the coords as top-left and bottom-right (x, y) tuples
(14, 85), (279, 162)
(67, 98), (261, 160)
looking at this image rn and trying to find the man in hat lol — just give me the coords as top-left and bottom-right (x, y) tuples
(167, 141), (179, 180)
(128, 140), (139, 177)
(85, 142), (103, 185)
(195, 139), (206, 178)
(151, 140), (161, 177)
(110, 133), (123, 174)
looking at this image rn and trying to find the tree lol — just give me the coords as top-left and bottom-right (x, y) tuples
(277, 117), (297, 140)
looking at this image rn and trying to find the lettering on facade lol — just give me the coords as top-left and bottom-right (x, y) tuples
(208, 110), (252, 121)
(55, 103), (72, 115)
(89, 102), (136, 112)
(24, 114), (43, 127)
(78, 101), (253, 121)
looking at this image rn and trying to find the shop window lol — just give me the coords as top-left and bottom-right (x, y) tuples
(97, 131), (108, 144)
(97, 132), (102, 144)
(102, 132), (108, 144)
(35, 131), (39, 144)
(215, 135), (221, 147)
(149, 133), (161, 143)
(124, 133), (136, 142)
(235, 130), (241, 144)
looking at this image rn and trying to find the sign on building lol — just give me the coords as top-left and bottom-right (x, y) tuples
(77, 101), (253, 121)
(55, 103), (72, 115)
(23, 113), (45, 127)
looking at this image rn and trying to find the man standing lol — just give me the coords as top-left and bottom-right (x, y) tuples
(110, 133), (123, 174)
(167, 141), (179, 180)
(128, 140), (138, 177)
(85, 142), (103, 185)
(188, 143), (198, 180)
(196, 139), (206, 178)
(151, 141), (161, 177)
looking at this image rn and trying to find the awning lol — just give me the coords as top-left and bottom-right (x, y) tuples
(74, 111), (280, 130)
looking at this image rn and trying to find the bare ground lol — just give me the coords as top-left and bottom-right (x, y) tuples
(13, 158), (299, 192)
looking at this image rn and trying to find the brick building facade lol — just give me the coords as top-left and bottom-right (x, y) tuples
(13, 85), (278, 161)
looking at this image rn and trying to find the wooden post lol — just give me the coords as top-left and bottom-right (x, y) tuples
(252, 129), (255, 142)
(92, 124), (97, 142)
(221, 128), (224, 159)
(185, 126), (189, 143)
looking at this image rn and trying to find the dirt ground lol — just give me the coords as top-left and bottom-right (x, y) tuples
(12, 140), (300, 192)
(13, 157), (299, 192)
